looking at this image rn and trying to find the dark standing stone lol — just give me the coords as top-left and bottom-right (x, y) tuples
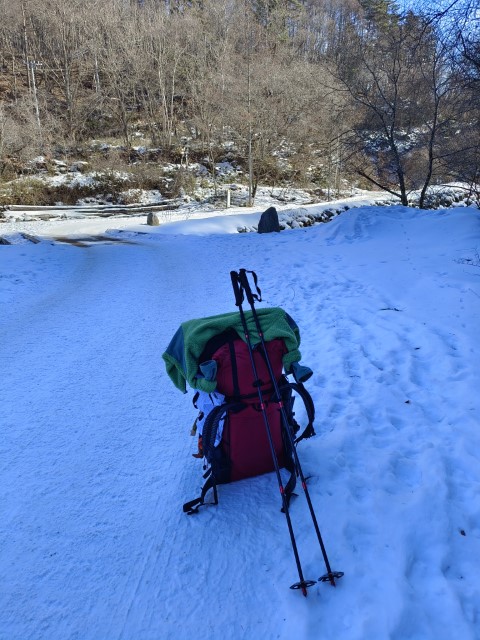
(257, 206), (280, 234)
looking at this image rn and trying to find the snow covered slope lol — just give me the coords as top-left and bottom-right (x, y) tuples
(1, 205), (479, 640)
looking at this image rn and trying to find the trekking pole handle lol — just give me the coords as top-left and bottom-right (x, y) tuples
(230, 271), (244, 306)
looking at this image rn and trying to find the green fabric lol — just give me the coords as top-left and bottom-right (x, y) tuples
(162, 307), (302, 393)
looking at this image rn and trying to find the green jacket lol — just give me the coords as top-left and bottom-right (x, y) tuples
(162, 307), (304, 393)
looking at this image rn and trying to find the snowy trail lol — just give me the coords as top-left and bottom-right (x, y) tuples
(286, 211), (480, 639)
(1, 243), (183, 639)
(1, 239), (310, 640)
(1, 242), (202, 637)
(1, 205), (480, 640)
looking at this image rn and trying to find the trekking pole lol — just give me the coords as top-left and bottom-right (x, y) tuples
(230, 271), (316, 597)
(236, 268), (344, 587)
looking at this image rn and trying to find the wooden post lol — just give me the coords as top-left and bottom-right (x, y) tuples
(29, 61), (42, 133)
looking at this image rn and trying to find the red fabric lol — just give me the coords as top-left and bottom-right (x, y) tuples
(222, 404), (285, 481)
(214, 337), (285, 397)
(212, 338), (286, 481)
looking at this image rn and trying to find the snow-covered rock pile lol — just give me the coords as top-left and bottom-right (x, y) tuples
(236, 197), (396, 233)
(408, 185), (478, 209)
(278, 200), (395, 230)
(235, 185), (478, 234)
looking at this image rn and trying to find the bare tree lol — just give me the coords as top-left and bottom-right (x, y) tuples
(182, 0), (241, 192)
(0, 99), (41, 175)
(140, 5), (190, 151)
(28, 0), (101, 141)
(404, 0), (480, 202)
(90, 4), (149, 148)
(332, 6), (462, 207)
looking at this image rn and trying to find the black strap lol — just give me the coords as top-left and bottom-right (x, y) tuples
(239, 269), (262, 302)
(280, 381), (316, 444)
(281, 470), (297, 512)
(199, 328), (239, 363)
(229, 387), (274, 402)
(183, 474), (218, 514)
(192, 391), (200, 409)
(247, 270), (262, 302)
(202, 401), (245, 463)
(228, 339), (241, 400)
(184, 401), (243, 515)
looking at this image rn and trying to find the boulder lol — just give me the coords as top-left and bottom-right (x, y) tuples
(257, 206), (280, 234)
(147, 212), (161, 226)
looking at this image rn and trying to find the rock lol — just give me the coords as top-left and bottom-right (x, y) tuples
(69, 161), (89, 173)
(147, 212), (161, 226)
(258, 206), (280, 233)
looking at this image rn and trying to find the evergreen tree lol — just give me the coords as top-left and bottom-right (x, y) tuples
(359, 0), (399, 29)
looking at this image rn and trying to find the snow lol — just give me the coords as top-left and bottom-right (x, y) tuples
(1, 199), (479, 640)
(0, 189), (397, 240)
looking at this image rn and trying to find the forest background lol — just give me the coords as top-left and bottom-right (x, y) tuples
(0, 0), (479, 209)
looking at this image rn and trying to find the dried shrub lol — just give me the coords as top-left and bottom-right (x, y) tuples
(166, 168), (197, 198)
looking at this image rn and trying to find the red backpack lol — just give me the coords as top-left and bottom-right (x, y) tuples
(183, 331), (315, 514)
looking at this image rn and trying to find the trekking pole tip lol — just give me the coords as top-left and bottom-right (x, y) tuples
(319, 571), (344, 586)
(290, 579), (317, 595)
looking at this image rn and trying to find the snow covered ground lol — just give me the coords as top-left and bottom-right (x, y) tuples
(0, 188), (396, 240)
(1, 200), (479, 640)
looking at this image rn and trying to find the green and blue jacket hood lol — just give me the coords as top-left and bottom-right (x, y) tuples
(162, 307), (310, 393)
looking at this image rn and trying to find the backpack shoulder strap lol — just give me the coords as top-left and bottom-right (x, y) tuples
(183, 400), (245, 514)
(202, 401), (244, 461)
(183, 471), (218, 515)
(280, 381), (316, 444)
